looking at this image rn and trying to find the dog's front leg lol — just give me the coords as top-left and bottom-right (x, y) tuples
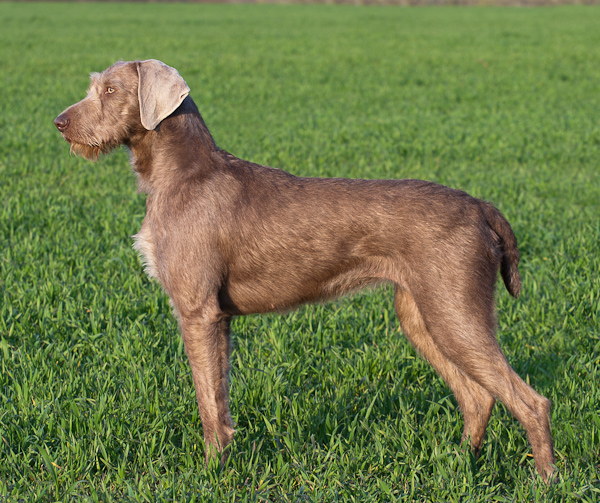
(179, 307), (234, 466)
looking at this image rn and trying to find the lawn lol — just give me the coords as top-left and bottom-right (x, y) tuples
(0, 3), (599, 501)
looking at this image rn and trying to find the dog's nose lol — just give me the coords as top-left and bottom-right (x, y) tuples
(54, 114), (69, 132)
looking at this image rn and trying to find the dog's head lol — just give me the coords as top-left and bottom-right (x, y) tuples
(54, 60), (190, 160)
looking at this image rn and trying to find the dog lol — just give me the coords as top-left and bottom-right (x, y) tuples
(54, 60), (555, 481)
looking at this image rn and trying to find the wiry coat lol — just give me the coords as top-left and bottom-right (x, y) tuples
(54, 60), (555, 482)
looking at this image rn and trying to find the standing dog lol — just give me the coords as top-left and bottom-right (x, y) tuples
(54, 60), (555, 481)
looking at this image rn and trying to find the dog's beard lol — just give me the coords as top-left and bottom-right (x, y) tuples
(67, 139), (119, 161)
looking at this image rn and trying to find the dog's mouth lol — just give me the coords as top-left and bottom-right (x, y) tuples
(63, 137), (119, 162)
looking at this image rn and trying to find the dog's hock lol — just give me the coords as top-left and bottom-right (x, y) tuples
(137, 59), (190, 130)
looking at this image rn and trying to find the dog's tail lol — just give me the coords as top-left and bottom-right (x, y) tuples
(481, 202), (522, 298)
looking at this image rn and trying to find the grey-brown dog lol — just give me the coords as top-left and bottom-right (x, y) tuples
(54, 60), (555, 481)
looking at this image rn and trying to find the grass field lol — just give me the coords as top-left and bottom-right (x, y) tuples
(1, 3), (599, 501)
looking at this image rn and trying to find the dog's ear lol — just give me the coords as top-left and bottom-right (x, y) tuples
(137, 60), (190, 131)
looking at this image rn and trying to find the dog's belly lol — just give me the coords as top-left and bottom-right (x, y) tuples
(220, 256), (394, 315)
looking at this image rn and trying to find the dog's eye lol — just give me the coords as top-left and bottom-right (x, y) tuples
(106, 87), (115, 94)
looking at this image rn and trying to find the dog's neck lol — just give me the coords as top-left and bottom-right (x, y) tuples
(127, 96), (219, 194)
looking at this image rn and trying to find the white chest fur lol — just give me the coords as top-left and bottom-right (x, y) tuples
(132, 220), (159, 280)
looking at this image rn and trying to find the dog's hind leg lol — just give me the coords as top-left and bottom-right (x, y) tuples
(179, 304), (235, 466)
(395, 284), (555, 481)
(393, 286), (495, 453)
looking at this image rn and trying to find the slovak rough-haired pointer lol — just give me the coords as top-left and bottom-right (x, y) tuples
(54, 60), (555, 482)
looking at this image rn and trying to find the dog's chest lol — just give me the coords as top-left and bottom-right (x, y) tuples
(132, 220), (160, 280)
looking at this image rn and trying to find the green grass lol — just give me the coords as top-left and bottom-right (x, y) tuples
(1, 3), (599, 501)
